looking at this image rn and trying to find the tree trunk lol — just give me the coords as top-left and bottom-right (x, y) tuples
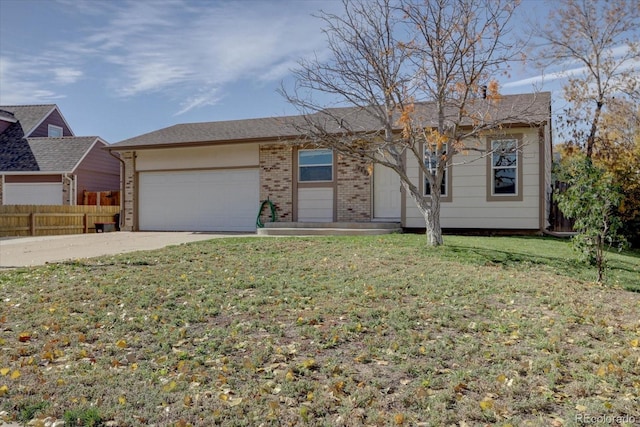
(426, 195), (443, 246)
(403, 182), (444, 246)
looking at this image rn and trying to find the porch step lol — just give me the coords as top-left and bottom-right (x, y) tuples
(257, 222), (402, 236)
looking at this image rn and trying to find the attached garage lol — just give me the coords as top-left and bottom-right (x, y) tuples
(138, 169), (259, 232)
(4, 182), (63, 205)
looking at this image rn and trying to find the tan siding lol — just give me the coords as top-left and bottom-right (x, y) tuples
(136, 144), (259, 171)
(404, 127), (543, 229)
(298, 188), (333, 222)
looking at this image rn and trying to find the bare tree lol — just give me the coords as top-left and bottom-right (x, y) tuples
(282, 0), (536, 246)
(535, 0), (640, 159)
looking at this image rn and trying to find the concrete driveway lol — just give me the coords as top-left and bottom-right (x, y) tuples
(0, 232), (255, 268)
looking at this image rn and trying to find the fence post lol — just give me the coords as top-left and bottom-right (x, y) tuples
(30, 213), (36, 236)
(84, 213), (89, 234)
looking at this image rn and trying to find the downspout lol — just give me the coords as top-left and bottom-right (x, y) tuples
(108, 149), (125, 231)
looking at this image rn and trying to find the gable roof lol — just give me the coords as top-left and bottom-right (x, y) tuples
(0, 135), (103, 173)
(26, 137), (103, 172)
(0, 104), (74, 137)
(109, 92), (551, 150)
(109, 115), (305, 149)
(0, 109), (18, 123)
(0, 121), (38, 171)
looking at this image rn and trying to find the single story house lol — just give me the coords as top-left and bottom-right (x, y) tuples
(107, 92), (552, 233)
(0, 105), (120, 205)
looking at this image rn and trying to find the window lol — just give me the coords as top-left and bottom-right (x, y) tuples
(491, 139), (517, 195)
(424, 143), (447, 197)
(298, 149), (333, 182)
(48, 124), (63, 137)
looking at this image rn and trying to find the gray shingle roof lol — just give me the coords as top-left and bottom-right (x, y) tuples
(26, 137), (100, 172)
(0, 109), (18, 123)
(109, 92), (551, 150)
(0, 105), (57, 136)
(111, 115), (305, 149)
(0, 121), (37, 171)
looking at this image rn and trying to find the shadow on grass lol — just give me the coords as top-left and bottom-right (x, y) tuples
(430, 235), (640, 292)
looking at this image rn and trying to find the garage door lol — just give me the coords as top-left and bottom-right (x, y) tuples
(138, 169), (259, 232)
(4, 183), (63, 205)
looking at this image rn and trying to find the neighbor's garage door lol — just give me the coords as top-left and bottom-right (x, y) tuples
(4, 183), (63, 205)
(138, 169), (259, 232)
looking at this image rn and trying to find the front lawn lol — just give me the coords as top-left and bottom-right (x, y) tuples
(1, 235), (638, 426)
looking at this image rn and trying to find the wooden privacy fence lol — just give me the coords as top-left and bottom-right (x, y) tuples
(549, 181), (575, 233)
(82, 190), (120, 206)
(0, 205), (120, 237)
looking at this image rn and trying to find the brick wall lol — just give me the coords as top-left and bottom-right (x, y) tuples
(259, 144), (293, 222)
(336, 154), (372, 221)
(62, 176), (71, 205)
(121, 151), (135, 231)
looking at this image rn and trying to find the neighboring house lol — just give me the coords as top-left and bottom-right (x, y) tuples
(0, 105), (120, 205)
(108, 92), (552, 233)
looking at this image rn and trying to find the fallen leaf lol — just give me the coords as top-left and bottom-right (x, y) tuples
(228, 397), (243, 407)
(479, 398), (494, 411)
(116, 339), (127, 349)
(630, 339), (639, 348)
(10, 370), (20, 380)
(454, 382), (468, 393)
(0, 368), (9, 376)
(119, 395), (127, 405)
(285, 370), (295, 381)
(394, 413), (405, 425)
(0, 385), (8, 396)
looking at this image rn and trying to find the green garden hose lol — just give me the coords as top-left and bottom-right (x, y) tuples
(256, 199), (277, 228)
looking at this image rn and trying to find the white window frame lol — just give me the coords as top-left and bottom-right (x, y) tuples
(48, 124), (63, 137)
(298, 149), (333, 182)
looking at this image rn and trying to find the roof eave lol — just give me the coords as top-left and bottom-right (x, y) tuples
(106, 135), (301, 151)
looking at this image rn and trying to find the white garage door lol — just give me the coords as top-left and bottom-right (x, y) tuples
(4, 183), (63, 205)
(139, 169), (259, 232)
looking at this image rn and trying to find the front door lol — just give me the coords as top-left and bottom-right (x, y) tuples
(373, 163), (401, 220)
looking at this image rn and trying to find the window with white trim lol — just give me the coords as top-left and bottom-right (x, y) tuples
(424, 143), (447, 196)
(298, 149), (333, 182)
(48, 124), (63, 137)
(491, 139), (517, 195)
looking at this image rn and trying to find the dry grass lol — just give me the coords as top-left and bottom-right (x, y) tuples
(0, 235), (639, 426)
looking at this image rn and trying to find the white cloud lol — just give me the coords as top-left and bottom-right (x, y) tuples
(175, 87), (223, 116)
(53, 67), (83, 85)
(53, 0), (331, 113)
(2, 0), (332, 113)
(0, 57), (64, 104)
(504, 44), (640, 92)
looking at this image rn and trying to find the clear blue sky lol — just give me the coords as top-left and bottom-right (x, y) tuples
(0, 0), (587, 143)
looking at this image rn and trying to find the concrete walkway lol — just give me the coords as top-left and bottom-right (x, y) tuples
(0, 232), (254, 268)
